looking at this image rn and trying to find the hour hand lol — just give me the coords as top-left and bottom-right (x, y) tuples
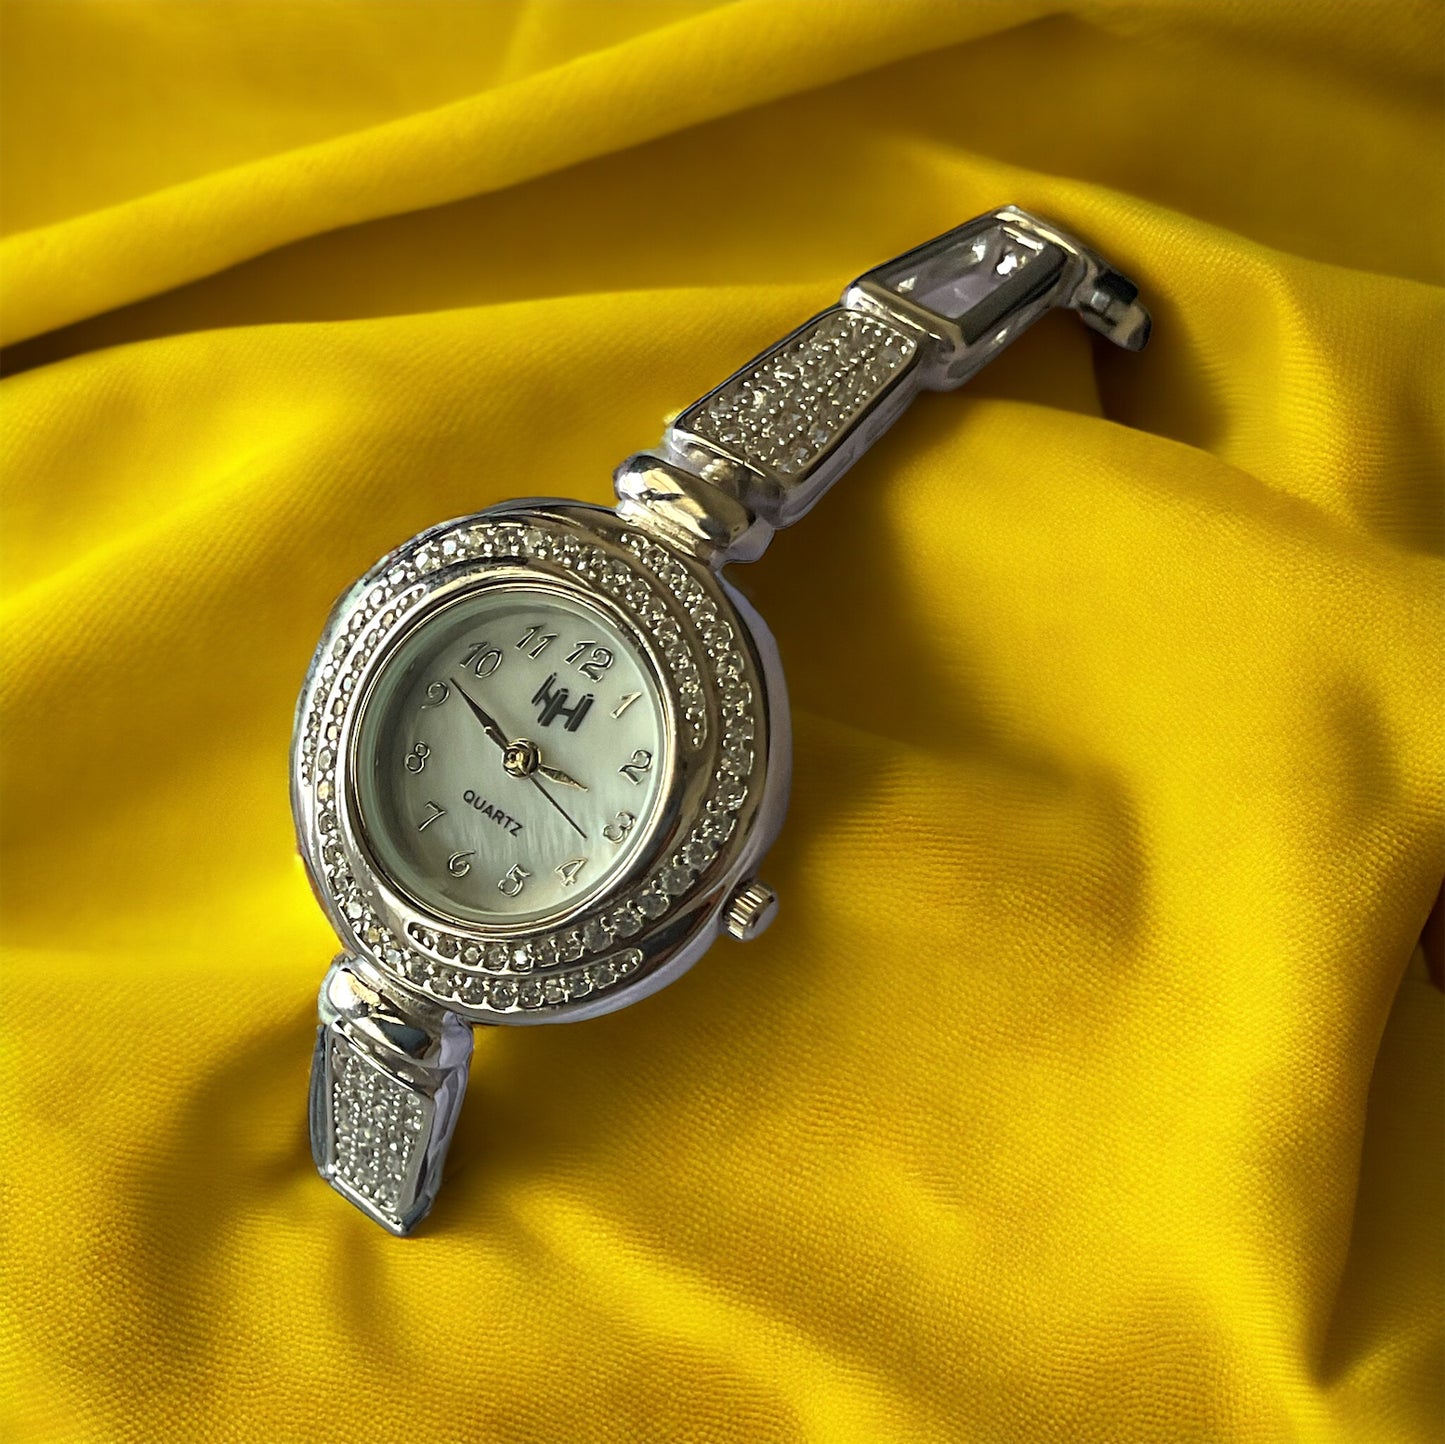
(536, 761), (587, 791)
(451, 678), (509, 752)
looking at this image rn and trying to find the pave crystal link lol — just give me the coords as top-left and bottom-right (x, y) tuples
(309, 957), (473, 1234)
(616, 204), (1150, 560)
(682, 310), (920, 485)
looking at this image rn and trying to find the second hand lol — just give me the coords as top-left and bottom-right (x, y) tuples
(528, 774), (587, 840)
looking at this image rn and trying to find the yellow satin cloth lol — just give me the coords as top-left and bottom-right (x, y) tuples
(2, 3), (1441, 1440)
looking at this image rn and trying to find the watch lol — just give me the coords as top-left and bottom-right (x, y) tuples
(292, 205), (1151, 1234)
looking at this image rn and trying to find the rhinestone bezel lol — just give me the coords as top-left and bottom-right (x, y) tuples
(293, 505), (765, 1021)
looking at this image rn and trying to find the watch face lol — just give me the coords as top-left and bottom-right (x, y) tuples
(352, 582), (669, 928)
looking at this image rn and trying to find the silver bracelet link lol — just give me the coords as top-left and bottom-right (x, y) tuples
(309, 956), (473, 1234)
(615, 205), (1149, 563)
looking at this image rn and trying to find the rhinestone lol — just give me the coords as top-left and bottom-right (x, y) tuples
(662, 864), (692, 896)
(636, 888), (668, 919)
(440, 537), (459, 557)
(717, 779), (747, 810)
(723, 746), (753, 777)
(582, 918), (613, 951)
(541, 976), (567, 1004)
(590, 960), (616, 988)
(682, 839), (714, 870)
(435, 934), (458, 959)
(558, 931), (585, 962)
(517, 978), (544, 1008)
(512, 943), (535, 973)
(568, 969), (593, 997)
(612, 906), (641, 938)
(460, 944), (481, 966)
(490, 979), (518, 1008)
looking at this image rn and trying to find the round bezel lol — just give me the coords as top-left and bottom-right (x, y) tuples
(292, 502), (785, 1024)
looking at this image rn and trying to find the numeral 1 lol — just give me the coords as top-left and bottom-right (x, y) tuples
(612, 691), (641, 719)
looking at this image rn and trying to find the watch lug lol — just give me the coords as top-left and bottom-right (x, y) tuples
(613, 452), (774, 566)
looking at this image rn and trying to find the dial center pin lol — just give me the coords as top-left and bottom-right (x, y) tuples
(501, 738), (540, 779)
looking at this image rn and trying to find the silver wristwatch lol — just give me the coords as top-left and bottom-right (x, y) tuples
(292, 205), (1151, 1233)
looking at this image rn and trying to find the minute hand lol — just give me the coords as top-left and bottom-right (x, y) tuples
(452, 678), (510, 752)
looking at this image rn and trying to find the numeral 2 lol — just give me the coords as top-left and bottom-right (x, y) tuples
(618, 748), (653, 785)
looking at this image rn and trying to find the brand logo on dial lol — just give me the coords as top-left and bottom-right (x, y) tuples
(461, 789), (523, 836)
(531, 673), (593, 731)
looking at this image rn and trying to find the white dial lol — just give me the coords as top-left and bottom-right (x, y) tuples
(353, 583), (669, 927)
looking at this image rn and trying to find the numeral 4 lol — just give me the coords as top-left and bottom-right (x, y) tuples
(555, 857), (586, 887)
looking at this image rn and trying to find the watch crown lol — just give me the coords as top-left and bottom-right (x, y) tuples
(722, 880), (778, 942)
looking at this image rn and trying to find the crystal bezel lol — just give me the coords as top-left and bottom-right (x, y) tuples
(292, 502), (779, 1024)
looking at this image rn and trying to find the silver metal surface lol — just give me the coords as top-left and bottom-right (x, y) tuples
(617, 205), (1150, 560)
(297, 205), (1150, 1231)
(310, 955), (473, 1235)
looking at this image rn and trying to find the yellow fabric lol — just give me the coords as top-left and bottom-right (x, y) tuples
(1, 1), (1441, 1440)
